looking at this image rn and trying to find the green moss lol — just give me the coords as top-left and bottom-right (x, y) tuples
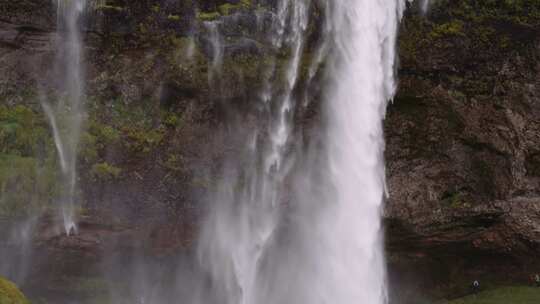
(0, 276), (30, 304)
(86, 101), (165, 158)
(163, 113), (180, 127)
(167, 14), (181, 21)
(107, 100), (154, 130)
(218, 3), (235, 15)
(80, 122), (120, 165)
(95, 4), (124, 12)
(197, 11), (220, 22)
(0, 154), (58, 217)
(398, 15), (430, 62)
(79, 132), (98, 164)
(430, 20), (466, 39)
(161, 154), (185, 173)
(220, 53), (274, 88)
(90, 162), (121, 181)
(443, 286), (540, 304)
(217, 0), (252, 15)
(433, 0), (540, 34)
(400, 0), (540, 66)
(240, 0), (253, 7)
(0, 104), (66, 218)
(0, 105), (50, 157)
(125, 128), (164, 154)
(89, 123), (120, 145)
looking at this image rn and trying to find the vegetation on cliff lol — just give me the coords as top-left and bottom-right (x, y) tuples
(0, 105), (59, 217)
(0, 277), (29, 304)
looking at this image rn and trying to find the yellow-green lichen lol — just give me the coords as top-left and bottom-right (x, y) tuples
(167, 14), (181, 21)
(430, 20), (466, 39)
(197, 11), (220, 21)
(90, 162), (121, 181)
(95, 4), (124, 12)
(0, 277), (30, 304)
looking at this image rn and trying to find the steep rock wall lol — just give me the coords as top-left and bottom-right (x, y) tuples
(0, 0), (539, 302)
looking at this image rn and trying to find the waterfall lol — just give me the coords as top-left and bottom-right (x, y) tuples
(198, 0), (405, 303)
(197, 1), (309, 304)
(205, 21), (224, 84)
(421, 0), (430, 13)
(318, 1), (405, 303)
(0, 219), (37, 285)
(42, 0), (87, 235)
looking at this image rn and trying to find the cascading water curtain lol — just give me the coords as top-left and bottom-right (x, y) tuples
(198, 0), (406, 304)
(197, 0), (309, 302)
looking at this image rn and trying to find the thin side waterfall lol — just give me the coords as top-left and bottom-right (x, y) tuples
(205, 21), (223, 84)
(42, 0), (87, 235)
(421, 0), (430, 13)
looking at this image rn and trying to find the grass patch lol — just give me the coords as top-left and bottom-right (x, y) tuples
(444, 286), (540, 304)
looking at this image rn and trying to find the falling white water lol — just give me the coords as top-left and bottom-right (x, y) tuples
(421, 0), (430, 13)
(197, 1), (309, 304)
(266, 0), (308, 173)
(199, 0), (405, 304)
(205, 21), (224, 84)
(317, 1), (405, 303)
(185, 37), (196, 60)
(43, 0), (87, 235)
(0, 218), (37, 285)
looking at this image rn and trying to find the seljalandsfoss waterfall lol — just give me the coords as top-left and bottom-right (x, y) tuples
(2, 0), (540, 304)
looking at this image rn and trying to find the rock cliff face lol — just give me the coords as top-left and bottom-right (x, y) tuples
(385, 2), (540, 299)
(0, 0), (539, 302)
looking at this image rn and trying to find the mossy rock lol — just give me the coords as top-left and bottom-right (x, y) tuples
(0, 154), (59, 217)
(0, 277), (29, 304)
